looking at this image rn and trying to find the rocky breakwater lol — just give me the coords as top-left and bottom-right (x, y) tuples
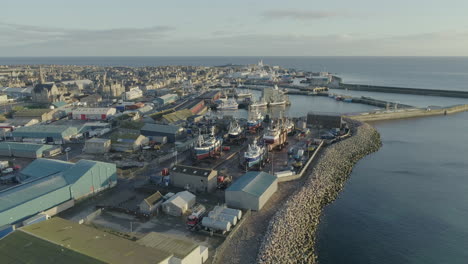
(257, 120), (381, 263)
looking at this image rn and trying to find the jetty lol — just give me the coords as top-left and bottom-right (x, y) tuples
(338, 83), (468, 98)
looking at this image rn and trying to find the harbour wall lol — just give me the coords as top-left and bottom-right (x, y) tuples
(346, 104), (468, 122)
(257, 120), (381, 264)
(338, 83), (468, 98)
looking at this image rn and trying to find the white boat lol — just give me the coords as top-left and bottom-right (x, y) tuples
(194, 127), (223, 160)
(244, 139), (266, 168)
(217, 98), (238, 110)
(263, 122), (281, 144)
(250, 98), (268, 108)
(247, 110), (264, 130)
(284, 118), (294, 134)
(262, 85), (289, 107)
(228, 121), (243, 138)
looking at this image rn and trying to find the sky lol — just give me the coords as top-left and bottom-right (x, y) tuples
(1, 0), (468, 56)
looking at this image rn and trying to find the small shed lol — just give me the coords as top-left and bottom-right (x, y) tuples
(83, 138), (111, 154)
(139, 191), (164, 215)
(170, 165), (218, 192)
(140, 123), (185, 143)
(162, 191), (196, 216)
(225, 171), (278, 211)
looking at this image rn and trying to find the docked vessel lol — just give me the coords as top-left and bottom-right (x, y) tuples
(284, 118), (295, 134)
(250, 98), (268, 108)
(227, 120), (243, 138)
(263, 122), (281, 144)
(217, 98), (238, 110)
(262, 85), (290, 107)
(194, 128), (222, 160)
(244, 139), (266, 168)
(247, 109), (264, 131)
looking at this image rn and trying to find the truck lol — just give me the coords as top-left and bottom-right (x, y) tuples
(1, 168), (13, 174)
(0, 161), (9, 170)
(186, 204), (207, 230)
(217, 175), (232, 189)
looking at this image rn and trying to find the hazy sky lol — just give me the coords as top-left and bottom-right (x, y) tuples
(1, 0), (468, 56)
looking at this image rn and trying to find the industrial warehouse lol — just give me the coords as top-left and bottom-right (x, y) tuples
(12, 125), (79, 144)
(0, 142), (61, 158)
(0, 159), (117, 227)
(225, 171), (278, 211)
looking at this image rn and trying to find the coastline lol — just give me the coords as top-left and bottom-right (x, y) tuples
(257, 120), (382, 263)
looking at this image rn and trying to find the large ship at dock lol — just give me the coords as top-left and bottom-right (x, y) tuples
(227, 120), (243, 138)
(247, 109), (264, 131)
(262, 85), (290, 107)
(263, 121), (281, 144)
(194, 128), (222, 160)
(217, 98), (238, 110)
(244, 139), (266, 168)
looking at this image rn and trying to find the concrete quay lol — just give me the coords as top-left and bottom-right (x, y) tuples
(346, 104), (468, 122)
(339, 83), (468, 98)
(257, 120), (381, 264)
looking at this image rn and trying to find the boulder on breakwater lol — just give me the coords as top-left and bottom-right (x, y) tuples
(257, 120), (381, 264)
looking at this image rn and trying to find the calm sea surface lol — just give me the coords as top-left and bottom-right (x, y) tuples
(2, 56), (467, 263)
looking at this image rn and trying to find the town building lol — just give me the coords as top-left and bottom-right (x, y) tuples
(72, 107), (116, 120)
(83, 138), (111, 154)
(0, 142), (60, 158)
(153, 93), (178, 106)
(307, 112), (343, 129)
(139, 191), (164, 215)
(225, 171), (278, 211)
(170, 165), (218, 192)
(140, 123), (185, 143)
(110, 133), (149, 152)
(0, 159), (117, 226)
(32, 83), (63, 103)
(162, 191), (196, 216)
(12, 108), (56, 122)
(12, 125), (79, 144)
(123, 87), (143, 100)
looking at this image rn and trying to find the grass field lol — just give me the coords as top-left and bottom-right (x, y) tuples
(0, 231), (104, 264)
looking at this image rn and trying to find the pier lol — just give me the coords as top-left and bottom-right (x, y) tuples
(338, 83), (468, 98)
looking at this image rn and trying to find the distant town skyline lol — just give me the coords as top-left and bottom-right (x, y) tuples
(2, 0), (468, 56)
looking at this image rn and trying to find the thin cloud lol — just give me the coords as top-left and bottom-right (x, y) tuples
(0, 22), (175, 47)
(262, 10), (341, 20)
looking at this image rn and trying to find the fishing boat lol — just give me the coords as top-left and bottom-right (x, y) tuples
(247, 109), (264, 131)
(194, 128), (222, 160)
(227, 120), (243, 138)
(284, 118), (295, 134)
(250, 98), (268, 108)
(263, 122), (281, 144)
(244, 139), (266, 168)
(217, 98), (238, 110)
(262, 85), (290, 106)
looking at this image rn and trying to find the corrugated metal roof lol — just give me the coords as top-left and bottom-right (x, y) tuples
(144, 191), (163, 206)
(137, 232), (197, 259)
(162, 109), (193, 123)
(13, 109), (51, 117)
(171, 165), (215, 178)
(13, 125), (78, 138)
(141, 123), (183, 134)
(226, 171), (277, 197)
(0, 173), (69, 212)
(0, 142), (54, 153)
(20, 158), (74, 180)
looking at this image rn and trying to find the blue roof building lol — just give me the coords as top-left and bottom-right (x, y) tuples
(225, 171), (278, 211)
(0, 158), (117, 226)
